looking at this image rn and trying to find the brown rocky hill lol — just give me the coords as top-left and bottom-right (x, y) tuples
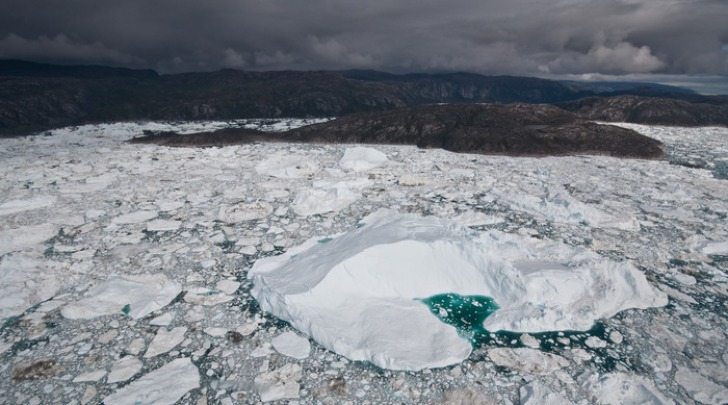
(561, 95), (728, 126)
(133, 104), (664, 159)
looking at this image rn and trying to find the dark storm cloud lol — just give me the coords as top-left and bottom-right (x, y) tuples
(0, 0), (726, 76)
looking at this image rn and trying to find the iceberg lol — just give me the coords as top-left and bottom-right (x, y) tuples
(248, 210), (667, 370)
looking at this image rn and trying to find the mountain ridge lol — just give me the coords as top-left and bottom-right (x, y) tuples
(1, 60), (726, 136)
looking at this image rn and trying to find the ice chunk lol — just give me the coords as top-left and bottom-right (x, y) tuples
(520, 380), (576, 405)
(488, 348), (569, 375)
(256, 155), (319, 178)
(249, 211), (666, 370)
(103, 358), (199, 405)
(580, 372), (674, 405)
(111, 210), (158, 224)
(107, 356), (143, 383)
(0, 223), (58, 255)
(0, 196), (56, 216)
(254, 363), (303, 402)
(292, 187), (361, 216)
(61, 274), (181, 319)
(339, 147), (388, 172)
(492, 186), (638, 230)
(146, 219), (182, 231)
(271, 332), (311, 359)
(218, 201), (273, 223)
(675, 367), (728, 405)
(701, 240), (728, 256)
(145, 327), (187, 358)
(73, 370), (107, 382)
(0, 255), (64, 319)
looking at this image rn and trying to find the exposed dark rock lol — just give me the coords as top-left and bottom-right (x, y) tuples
(561, 95), (728, 126)
(128, 128), (270, 147)
(12, 359), (64, 381)
(283, 104), (664, 159)
(1, 60), (724, 137)
(132, 104), (664, 159)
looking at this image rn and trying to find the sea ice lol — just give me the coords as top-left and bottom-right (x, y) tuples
(339, 147), (388, 172)
(103, 358), (200, 405)
(145, 326), (187, 357)
(291, 181), (364, 216)
(579, 372), (675, 405)
(0, 223), (58, 255)
(271, 331), (311, 359)
(487, 348), (569, 375)
(0, 255), (65, 319)
(675, 367), (728, 405)
(111, 210), (158, 224)
(218, 201), (273, 223)
(0, 196), (56, 216)
(254, 363), (303, 402)
(249, 211), (666, 370)
(61, 274), (181, 319)
(520, 380), (575, 405)
(107, 356), (143, 383)
(256, 154), (319, 178)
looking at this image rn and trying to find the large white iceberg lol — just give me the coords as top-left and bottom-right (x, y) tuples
(249, 211), (666, 370)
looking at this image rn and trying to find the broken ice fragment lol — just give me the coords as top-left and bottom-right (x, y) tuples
(0, 255), (64, 319)
(107, 356), (143, 383)
(111, 210), (158, 224)
(184, 287), (234, 305)
(254, 363), (303, 402)
(339, 147), (388, 172)
(487, 348), (569, 375)
(145, 327), (187, 358)
(103, 358), (199, 405)
(0, 196), (56, 216)
(0, 223), (59, 255)
(271, 332), (311, 359)
(61, 274), (181, 320)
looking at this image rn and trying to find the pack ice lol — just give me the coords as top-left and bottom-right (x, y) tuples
(249, 210), (667, 370)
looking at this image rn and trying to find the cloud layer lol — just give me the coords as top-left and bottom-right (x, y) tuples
(0, 0), (726, 76)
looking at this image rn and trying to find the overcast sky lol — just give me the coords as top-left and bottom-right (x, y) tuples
(1, 0), (727, 85)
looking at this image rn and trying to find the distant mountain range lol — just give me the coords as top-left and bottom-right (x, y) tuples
(1, 59), (726, 136)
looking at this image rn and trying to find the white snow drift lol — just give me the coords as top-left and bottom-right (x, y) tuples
(249, 211), (667, 370)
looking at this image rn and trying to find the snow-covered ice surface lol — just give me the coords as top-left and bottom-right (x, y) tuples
(250, 210), (666, 370)
(0, 120), (726, 404)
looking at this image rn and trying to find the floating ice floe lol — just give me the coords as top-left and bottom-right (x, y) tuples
(291, 179), (368, 216)
(256, 154), (320, 178)
(579, 372), (676, 405)
(339, 147), (388, 172)
(491, 186), (639, 230)
(103, 358), (200, 405)
(0, 223), (58, 255)
(249, 210), (667, 370)
(0, 255), (65, 319)
(62, 274), (181, 320)
(0, 196), (57, 216)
